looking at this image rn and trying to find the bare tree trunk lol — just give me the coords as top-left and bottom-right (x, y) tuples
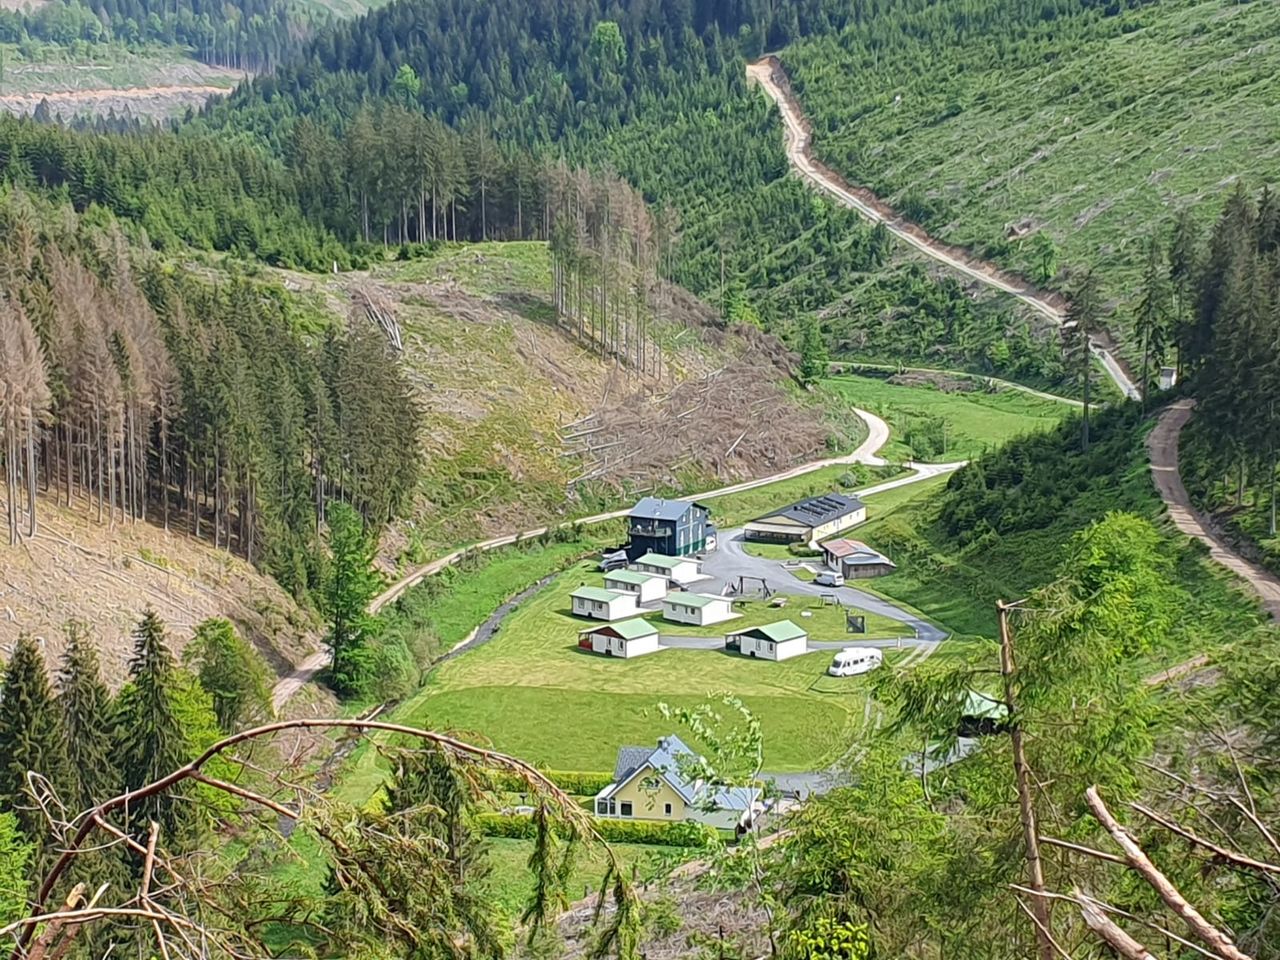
(25, 413), (37, 538)
(999, 601), (1056, 960)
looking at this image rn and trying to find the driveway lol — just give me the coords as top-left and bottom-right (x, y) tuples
(701, 528), (948, 647)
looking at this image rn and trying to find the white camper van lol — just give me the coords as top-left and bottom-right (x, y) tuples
(827, 647), (883, 677)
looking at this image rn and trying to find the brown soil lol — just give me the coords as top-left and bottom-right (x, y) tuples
(0, 84), (232, 121)
(0, 492), (320, 685)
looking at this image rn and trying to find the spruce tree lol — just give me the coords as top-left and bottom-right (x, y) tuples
(114, 609), (190, 840)
(0, 633), (71, 845)
(57, 620), (120, 811)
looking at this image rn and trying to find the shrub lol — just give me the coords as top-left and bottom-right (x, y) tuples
(490, 769), (614, 796)
(788, 543), (823, 558)
(474, 812), (716, 848)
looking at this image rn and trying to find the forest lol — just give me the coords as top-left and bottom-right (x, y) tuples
(194, 0), (1069, 385)
(0, 188), (420, 599)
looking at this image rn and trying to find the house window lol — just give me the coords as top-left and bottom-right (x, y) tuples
(620, 801), (633, 817)
(664, 803), (672, 816)
(596, 799), (609, 815)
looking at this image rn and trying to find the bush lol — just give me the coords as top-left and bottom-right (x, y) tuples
(475, 812), (716, 848)
(490, 769), (614, 796)
(788, 543), (823, 558)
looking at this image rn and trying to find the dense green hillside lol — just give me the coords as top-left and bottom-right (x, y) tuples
(199, 0), (1072, 386)
(782, 0), (1280, 333)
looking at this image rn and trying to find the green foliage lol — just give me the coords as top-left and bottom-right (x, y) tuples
(321, 503), (384, 698)
(114, 609), (193, 839)
(0, 634), (71, 845)
(57, 620), (120, 812)
(185, 618), (273, 732)
(491, 769), (615, 798)
(475, 812), (716, 849)
(0, 812), (31, 925)
(786, 918), (868, 960)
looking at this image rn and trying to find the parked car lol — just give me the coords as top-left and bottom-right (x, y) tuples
(599, 549), (629, 572)
(828, 647), (883, 677)
(814, 570), (845, 587)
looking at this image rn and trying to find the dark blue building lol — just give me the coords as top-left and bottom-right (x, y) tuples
(626, 498), (712, 560)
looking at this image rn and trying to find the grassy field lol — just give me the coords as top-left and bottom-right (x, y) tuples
(783, 0), (1280, 342)
(639, 591), (905, 640)
(397, 558), (895, 773)
(819, 373), (1069, 462)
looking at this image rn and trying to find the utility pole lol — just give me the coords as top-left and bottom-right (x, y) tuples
(998, 599), (1056, 960)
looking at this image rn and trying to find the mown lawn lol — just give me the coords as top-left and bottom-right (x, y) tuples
(819, 374), (1068, 462)
(401, 560), (888, 772)
(640, 592), (905, 640)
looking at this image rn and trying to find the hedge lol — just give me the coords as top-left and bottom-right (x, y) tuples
(491, 769), (615, 797)
(475, 812), (716, 848)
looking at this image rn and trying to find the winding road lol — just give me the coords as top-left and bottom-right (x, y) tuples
(746, 58), (1140, 402)
(1148, 400), (1280, 619)
(272, 408), (953, 709)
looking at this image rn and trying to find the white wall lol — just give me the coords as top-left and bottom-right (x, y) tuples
(739, 636), (807, 661)
(606, 576), (667, 603)
(573, 594), (638, 621)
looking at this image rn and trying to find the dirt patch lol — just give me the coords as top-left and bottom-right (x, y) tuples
(0, 493), (320, 685)
(551, 872), (770, 960)
(887, 371), (978, 393)
(0, 84), (232, 121)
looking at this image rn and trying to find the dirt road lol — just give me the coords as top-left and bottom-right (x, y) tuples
(1148, 399), (1280, 618)
(745, 58), (1139, 402)
(273, 407), (938, 707)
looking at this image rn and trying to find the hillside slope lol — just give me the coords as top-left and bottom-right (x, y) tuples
(253, 242), (843, 561)
(0, 492), (319, 683)
(782, 0), (1280, 327)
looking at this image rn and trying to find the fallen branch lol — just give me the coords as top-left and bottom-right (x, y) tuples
(1075, 888), (1160, 960)
(1130, 802), (1280, 876)
(1086, 786), (1252, 960)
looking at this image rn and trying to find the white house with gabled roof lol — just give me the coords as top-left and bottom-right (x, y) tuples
(578, 619), (661, 658)
(662, 592), (736, 626)
(571, 586), (639, 622)
(631, 552), (701, 585)
(603, 569), (668, 604)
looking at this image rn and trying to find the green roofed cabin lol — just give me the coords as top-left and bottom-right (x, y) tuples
(958, 691), (1009, 737)
(725, 620), (808, 661)
(603, 569), (669, 603)
(571, 586), (640, 622)
(661, 591), (737, 626)
(578, 619), (661, 659)
(631, 552), (702, 585)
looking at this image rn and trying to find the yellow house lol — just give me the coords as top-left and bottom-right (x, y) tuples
(594, 735), (760, 830)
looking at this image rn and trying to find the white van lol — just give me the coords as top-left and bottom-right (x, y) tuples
(827, 647), (883, 677)
(814, 571), (844, 587)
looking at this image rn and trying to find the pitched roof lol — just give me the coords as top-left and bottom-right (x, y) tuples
(579, 618), (658, 640)
(571, 586), (629, 603)
(604, 570), (664, 586)
(611, 735), (757, 811)
(629, 497), (704, 522)
(635, 553), (694, 569)
(824, 538), (894, 566)
(729, 619), (807, 643)
(762, 492), (864, 527)
(664, 592), (728, 609)
(962, 690), (1009, 721)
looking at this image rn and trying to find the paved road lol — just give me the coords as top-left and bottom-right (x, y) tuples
(1149, 400), (1280, 618)
(746, 57), (1139, 402)
(701, 528), (948, 646)
(272, 409), (955, 711)
(362, 407), (894, 619)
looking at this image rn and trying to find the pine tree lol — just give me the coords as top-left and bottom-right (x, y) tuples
(321, 503), (382, 697)
(58, 620), (121, 811)
(0, 634), (71, 846)
(185, 617), (272, 732)
(114, 609), (191, 839)
(1064, 270), (1102, 452)
(1134, 238), (1170, 411)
